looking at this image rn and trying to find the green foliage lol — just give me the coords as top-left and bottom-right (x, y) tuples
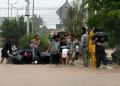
(19, 32), (36, 49)
(39, 35), (49, 51)
(0, 15), (32, 47)
(86, 0), (120, 48)
(19, 32), (49, 51)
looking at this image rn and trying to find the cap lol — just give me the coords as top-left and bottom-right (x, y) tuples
(10, 36), (14, 39)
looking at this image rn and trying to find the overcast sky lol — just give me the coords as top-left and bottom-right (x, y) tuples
(0, 0), (73, 29)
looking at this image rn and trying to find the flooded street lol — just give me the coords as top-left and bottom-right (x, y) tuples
(0, 63), (120, 86)
(0, 48), (120, 86)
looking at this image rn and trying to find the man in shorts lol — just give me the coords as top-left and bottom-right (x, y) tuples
(0, 36), (15, 64)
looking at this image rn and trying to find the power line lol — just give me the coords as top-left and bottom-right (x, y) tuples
(0, 7), (59, 10)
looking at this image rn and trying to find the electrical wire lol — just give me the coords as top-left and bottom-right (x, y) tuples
(0, 7), (59, 10)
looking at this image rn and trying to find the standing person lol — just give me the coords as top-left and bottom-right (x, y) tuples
(80, 27), (90, 67)
(89, 27), (99, 67)
(75, 35), (81, 61)
(0, 36), (15, 64)
(64, 36), (68, 45)
(92, 36), (108, 68)
(64, 36), (69, 64)
(50, 32), (60, 65)
(60, 37), (67, 65)
(67, 34), (80, 65)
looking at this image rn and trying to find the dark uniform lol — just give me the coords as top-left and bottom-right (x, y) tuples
(1, 40), (12, 58)
(95, 41), (107, 68)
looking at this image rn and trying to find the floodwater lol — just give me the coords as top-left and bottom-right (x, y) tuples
(0, 49), (120, 86)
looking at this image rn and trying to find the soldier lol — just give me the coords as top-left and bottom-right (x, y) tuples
(80, 27), (90, 67)
(67, 34), (80, 65)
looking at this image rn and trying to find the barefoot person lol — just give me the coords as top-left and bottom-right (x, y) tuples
(0, 36), (15, 64)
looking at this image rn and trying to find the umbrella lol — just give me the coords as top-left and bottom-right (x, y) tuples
(92, 32), (108, 42)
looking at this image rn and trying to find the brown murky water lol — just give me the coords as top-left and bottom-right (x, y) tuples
(0, 63), (120, 86)
(0, 49), (120, 86)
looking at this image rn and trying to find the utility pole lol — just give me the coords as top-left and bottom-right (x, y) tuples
(25, 0), (30, 35)
(8, 0), (9, 19)
(17, 9), (18, 20)
(12, 7), (23, 20)
(11, 2), (18, 17)
(5, 2), (18, 17)
(27, 0), (30, 35)
(32, 0), (34, 34)
(11, 5), (12, 18)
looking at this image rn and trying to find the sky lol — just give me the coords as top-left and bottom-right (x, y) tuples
(0, 0), (73, 29)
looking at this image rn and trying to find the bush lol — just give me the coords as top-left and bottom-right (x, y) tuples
(39, 35), (49, 51)
(19, 33), (49, 51)
(0, 16), (32, 48)
(19, 33), (35, 49)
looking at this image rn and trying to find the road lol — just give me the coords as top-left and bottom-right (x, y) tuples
(0, 49), (120, 86)
(0, 62), (120, 86)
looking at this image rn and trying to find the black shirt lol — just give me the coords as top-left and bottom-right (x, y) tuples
(3, 40), (12, 53)
(60, 42), (67, 52)
(95, 41), (105, 53)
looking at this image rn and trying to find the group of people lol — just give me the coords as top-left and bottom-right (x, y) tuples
(0, 27), (108, 68)
(49, 27), (108, 68)
(0, 35), (40, 64)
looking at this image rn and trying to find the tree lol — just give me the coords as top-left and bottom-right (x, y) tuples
(86, 0), (120, 48)
(62, 0), (87, 36)
(19, 32), (49, 51)
(0, 15), (32, 47)
(31, 14), (48, 35)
